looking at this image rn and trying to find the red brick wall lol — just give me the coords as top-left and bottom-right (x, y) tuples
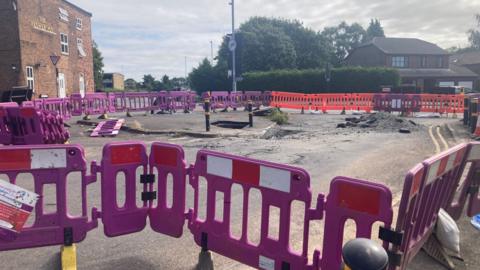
(16, 0), (94, 98)
(0, 0), (22, 93)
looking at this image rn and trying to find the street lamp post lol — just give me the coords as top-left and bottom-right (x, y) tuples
(229, 0), (237, 93)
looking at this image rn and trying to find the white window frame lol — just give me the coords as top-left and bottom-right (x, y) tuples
(79, 73), (86, 97)
(76, 18), (83, 30)
(392, 56), (408, 68)
(60, 33), (69, 55)
(26, 66), (34, 91)
(59, 7), (69, 22)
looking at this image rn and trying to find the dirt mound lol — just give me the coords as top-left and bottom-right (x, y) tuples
(337, 112), (422, 133)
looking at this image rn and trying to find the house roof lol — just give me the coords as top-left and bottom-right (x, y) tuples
(451, 51), (480, 65)
(358, 37), (449, 55)
(398, 64), (479, 78)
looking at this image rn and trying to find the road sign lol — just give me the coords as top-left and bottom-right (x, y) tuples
(228, 40), (237, 51)
(50, 55), (60, 66)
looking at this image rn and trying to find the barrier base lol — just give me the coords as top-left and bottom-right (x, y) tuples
(196, 250), (214, 270)
(126, 111), (133, 117)
(61, 244), (77, 270)
(422, 234), (455, 270)
(97, 114), (108, 120)
(82, 115), (91, 121)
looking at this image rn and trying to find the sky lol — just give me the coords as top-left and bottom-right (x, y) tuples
(72, 0), (480, 81)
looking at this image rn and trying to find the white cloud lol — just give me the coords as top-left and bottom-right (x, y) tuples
(71, 0), (480, 80)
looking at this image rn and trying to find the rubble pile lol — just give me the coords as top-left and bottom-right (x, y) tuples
(337, 112), (421, 133)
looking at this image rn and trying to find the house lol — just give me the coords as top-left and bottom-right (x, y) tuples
(102, 73), (125, 90)
(0, 0), (94, 98)
(345, 37), (479, 91)
(451, 51), (480, 81)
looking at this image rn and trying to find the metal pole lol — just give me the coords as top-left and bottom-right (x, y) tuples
(210, 41), (214, 62)
(230, 0), (237, 93)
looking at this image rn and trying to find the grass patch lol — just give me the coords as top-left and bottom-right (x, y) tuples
(268, 108), (289, 125)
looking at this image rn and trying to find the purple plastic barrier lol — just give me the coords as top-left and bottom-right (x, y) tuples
(99, 142), (149, 237)
(124, 92), (153, 112)
(188, 91), (197, 111)
(148, 143), (187, 237)
(262, 91), (272, 107)
(70, 94), (84, 116)
(111, 92), (126, 112)
(209, 91), (229, 110)
(446, 143), (480, 219)
(229, 91), (243, 110)
(84, 93), (109, 116)
(244, 91), (263, 108)
(90, 119), (124, 137)
(0, 102), (19, 108)
(0, 107), (12, 145)
(387, 144), (468, 270)
(169, 91), (192, 112)
(188, 150), (323, 270)
(6, 107), (43, 145)
(107, 94), (116, 113)
(42, 98), (71, 120)
(373, 94), (421, 113)
(0, 144), (98, 250)
(320, 176), (393, 270)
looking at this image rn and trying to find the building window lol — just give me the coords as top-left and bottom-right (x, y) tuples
(59, 7), (69, 22)
(26, 66), (34, 91)
(421, 56), (427, 68)
(77, 38), (86, 57)
(76, 18), (83, 30)
(437, 57), (444, 68)
(60, 33), (69, 54)
(392, 56), (408, 68)
(79, 74), (86, 97)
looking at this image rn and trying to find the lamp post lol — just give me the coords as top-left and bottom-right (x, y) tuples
(229, 0), (237, 93)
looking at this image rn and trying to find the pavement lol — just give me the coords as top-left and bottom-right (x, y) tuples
(0, 108), (479, 270)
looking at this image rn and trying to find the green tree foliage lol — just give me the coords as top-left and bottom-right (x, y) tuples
(468, 14), (480, 49)
(124, 78), (137, 90)
(188, 59), (229, 94)
(142, 74), (157, 90)
(322, 22), (366, 65)
(217, 17), (330, 73)
(363, 19), (385, 43)
(238, 67), (400, 93)
(92, 41), (104, 90)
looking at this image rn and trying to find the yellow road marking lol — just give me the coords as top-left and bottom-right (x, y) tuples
(436, 126), (449, 151)
(429, 126), (441, 154)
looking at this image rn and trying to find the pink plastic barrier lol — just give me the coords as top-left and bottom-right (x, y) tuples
(124, 92), (153, 112)
(0, 144), (98, 250)
(447, 143), (480, 219)
(42, 98), (71, 120)
(99, 142), (149, 237)
(70, 94), (84, 116)
(386, 143), (468, 270)
(188, 150), (323, 270)
(0, 106), (12, 145)
(90, 119), (124, 137)
(6, 107), (43, 145)
(84, 93), (109, 116)
(244, 91), (263, 108)
(319, 177), (393, 270)
(148, 142), (188, 237)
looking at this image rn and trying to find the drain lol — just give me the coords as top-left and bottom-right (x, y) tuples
(211, 121), (249, 129)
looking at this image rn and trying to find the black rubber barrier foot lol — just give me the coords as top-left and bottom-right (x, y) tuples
(196, 250), (214, 270)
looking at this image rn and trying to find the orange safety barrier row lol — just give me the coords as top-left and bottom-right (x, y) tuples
(270, 91), (464, 114)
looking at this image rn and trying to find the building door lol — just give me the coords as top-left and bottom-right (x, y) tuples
(58, 73), (66, 98)
(79, 74), (85, 97)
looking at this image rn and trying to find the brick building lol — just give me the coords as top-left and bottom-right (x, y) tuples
(0, 0), (94, 98)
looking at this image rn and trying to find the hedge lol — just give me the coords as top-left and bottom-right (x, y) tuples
(238, 67), (400, 93)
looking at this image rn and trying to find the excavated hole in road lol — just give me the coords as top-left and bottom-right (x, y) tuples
(211, 121), (250, 129)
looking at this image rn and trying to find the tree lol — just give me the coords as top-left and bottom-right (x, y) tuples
(322, 22), (366, 65)
(363, 19), (385, 43)
(142, 74), (156, 90)
(92, 41), (104, 90)
(468, 14), (480, 49)
(216, 17), (330, 74)
(124, 78), (137, 90)
(188, 59), (229, 93)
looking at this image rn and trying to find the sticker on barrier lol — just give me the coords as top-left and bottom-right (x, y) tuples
(0, 144), (98, 251)
(188, 150), (322, 270)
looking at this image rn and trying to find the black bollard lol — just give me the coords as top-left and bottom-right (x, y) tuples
(470, 98), (478, 134)
(464, 96), (469, 125)
(248, 100), (253, 127)
(342, 238), (389, 270)
(204, 98), (211, 132)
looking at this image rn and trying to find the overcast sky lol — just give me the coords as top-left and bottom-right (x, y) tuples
(72, 0), (480, 80)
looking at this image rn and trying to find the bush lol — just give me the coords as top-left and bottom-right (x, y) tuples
(268, 108), (289, 125)
(238, 67), (400, 93)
